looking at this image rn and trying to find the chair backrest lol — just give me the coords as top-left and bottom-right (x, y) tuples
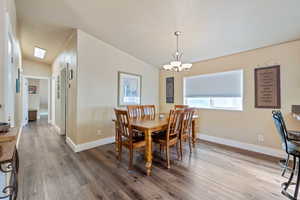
(142, 105), (155, 120)
(166, 109), (184, 141)
(182, 108), (195, 135)
(174, 105), (188, 110)
(272, 110), (288, 152)
(114, 109), (132, 139)
(127, 105), (143, 120)
(277, 111), (288, 133)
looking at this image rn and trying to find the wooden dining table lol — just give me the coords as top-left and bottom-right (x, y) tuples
(114, 114), (199, 176)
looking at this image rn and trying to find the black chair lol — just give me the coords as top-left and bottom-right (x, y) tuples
(273, 111), (300, 200)
(277, 111), (300, 176)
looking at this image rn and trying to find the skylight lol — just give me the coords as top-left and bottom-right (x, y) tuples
(34, 47), (46, 59)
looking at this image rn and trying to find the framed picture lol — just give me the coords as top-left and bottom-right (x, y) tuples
(118, 71), (141, 107)
(166, 77), (174, 103)
(28, 85), (37, 94)
(255, 65), (281, 109)
(16, 79), (20, 93)
(16, 68), (21, 93)
(57, 76), (60, 99)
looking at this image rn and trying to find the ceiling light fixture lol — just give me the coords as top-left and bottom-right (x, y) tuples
(34, 47), (46, 59)
(162, 31), (192, 72)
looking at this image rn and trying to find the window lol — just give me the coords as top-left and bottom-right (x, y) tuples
(184, 70), (243, 110)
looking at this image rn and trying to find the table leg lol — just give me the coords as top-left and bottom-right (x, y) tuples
(145, 129), (152, 176)
(192, 120), (196, 147)
(114, 121), (119, 153)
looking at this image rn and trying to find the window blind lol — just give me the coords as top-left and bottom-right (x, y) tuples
(184, 70), (243, 98)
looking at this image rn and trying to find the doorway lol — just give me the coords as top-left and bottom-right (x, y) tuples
(22, 76), (51, 125)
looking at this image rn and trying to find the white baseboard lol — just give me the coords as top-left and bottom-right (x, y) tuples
(16, 126), (23, 149)
(66, 137), (77, 152)
(66, 136), (115, 153)
(198, 134), (285, 159)
(53, 124), (61, 135)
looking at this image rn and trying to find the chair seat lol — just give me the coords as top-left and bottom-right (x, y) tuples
(152, 131), (178, 145)
(123, 135), (146, 148)
(286, 140), (300, 156)
(132, 129), (144, 136)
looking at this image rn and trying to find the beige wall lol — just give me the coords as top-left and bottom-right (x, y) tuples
(23, 59), (51, 77)
(160, 40), (300, 150)
(76, 30), (159, 144)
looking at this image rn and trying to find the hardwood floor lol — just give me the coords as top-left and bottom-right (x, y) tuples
(18, 119), (287, 200)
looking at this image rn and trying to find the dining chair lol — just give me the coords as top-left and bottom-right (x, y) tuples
(153, 109), (183, 168)
(142, 105), (156, 120)
(114, 109), (146, 170)
(179, 108), (195, 159)
(272, 111), (300, 199)
(276, 111), (300, 177)
(127, 105), (143, 120)
(174, 105), (188, 110)
(127, 105), (145, 137)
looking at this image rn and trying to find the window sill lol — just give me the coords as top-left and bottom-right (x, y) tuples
(193, 107), (243, 112)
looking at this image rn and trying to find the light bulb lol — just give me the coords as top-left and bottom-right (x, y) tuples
(163, 64), (172, 70)
(170, 61), (181, 67)
(182, 63), (192, 69)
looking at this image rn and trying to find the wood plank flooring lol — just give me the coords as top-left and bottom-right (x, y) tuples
(17, 118), (287, 200)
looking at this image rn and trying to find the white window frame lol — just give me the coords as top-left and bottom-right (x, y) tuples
(183, 70), (244, 111)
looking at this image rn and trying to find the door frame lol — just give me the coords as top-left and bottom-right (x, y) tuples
(22, 75), (51, 124)
(59, 67), (68, 136)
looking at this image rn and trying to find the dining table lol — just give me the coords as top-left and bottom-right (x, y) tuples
(113, 114), (199, 176)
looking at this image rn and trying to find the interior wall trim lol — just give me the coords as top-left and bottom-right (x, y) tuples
(53, 124), (61, 135)
(198, 133), (285, 158)
(66, 136), (115, 153)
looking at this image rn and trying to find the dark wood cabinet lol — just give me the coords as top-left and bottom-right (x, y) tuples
(28, 110), (37, 121)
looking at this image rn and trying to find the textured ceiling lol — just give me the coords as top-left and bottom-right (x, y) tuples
(16, 0), (300, 66)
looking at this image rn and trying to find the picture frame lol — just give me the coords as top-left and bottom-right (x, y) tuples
(16, 68), (20, 93)
(255, 65), (281, 109)
(57, 76), (60, 99)
(28, 85), (37, 94)
(166, 77), (174, 103)
(118, 71), (141, 107)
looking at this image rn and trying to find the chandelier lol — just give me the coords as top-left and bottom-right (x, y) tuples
(162, 31), (192, 72)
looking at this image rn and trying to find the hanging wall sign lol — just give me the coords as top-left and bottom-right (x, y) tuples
(255, 65), (281, 109)
(166, 77), (174, 103)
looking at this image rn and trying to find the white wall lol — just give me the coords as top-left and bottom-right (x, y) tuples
(39, 79), (48, 108)
(0, 0), (22, 126)
(76, 30), (159, 144)
(23, 59), (51, 77)
(52, 31), (77, 138)
(0, 1), (6, 122)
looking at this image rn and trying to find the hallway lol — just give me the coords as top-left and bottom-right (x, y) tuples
(17, 119), (286, 200)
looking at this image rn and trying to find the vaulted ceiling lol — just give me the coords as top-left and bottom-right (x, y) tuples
(16, 0), (300, 66)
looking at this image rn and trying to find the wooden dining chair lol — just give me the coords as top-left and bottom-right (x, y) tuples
(142, 105), (156, 120)
(127, 105), (144, 120)
(153, 109), (183, 168)
(179, 108), (195, 159)
(114, 109), (146, 170)
(174, 105), (188, 110)
(127, 105), (144, 136)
